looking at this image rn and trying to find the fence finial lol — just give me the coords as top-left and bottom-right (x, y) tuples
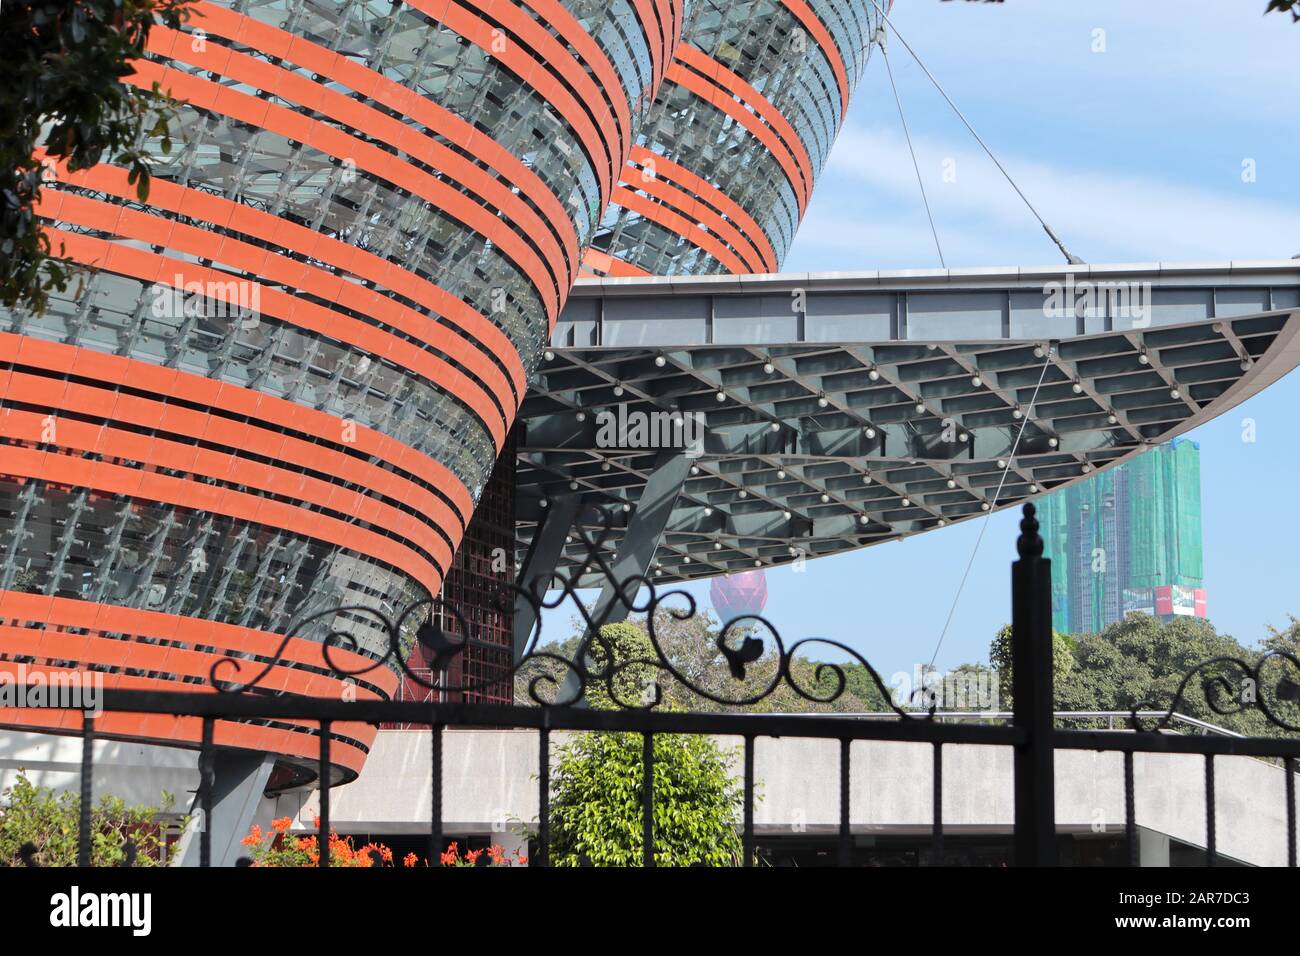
(1017, 502), (1043, 559)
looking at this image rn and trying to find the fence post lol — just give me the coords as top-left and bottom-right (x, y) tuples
(1012, 502), (1056, 866)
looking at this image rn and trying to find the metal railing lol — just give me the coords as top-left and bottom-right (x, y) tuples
(11, 503), (1300, 867)
(778, 710), (1247, 736)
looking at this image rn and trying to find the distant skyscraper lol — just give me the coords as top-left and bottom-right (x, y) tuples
(1037, 439), (1205, 635)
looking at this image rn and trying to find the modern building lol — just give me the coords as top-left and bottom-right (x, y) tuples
(0, 0), (885, 789)
(4, 0), (1300, 858)
(582, 0), (876, 277)
(1037, 437), (1206, 635)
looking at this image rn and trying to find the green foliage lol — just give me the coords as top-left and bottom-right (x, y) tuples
(549, 729), (744, 866)
(518, 608), (893, 713)
(988, 623), (1075, 707)
(11, 567), (41, 594)
(990, 614), (1300, 736)
(584, 620), (661, 709)
(544, 621), (745, 866)
(2, 0), (192, 313)
(0, 771), (177, 866)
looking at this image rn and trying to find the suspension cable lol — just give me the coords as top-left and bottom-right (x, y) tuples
(876, 27), (945, 268)
(866, 0), (1084, 265)
(926, 348), (1055, 669)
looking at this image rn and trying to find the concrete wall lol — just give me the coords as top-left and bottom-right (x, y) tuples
(0, 730), (196, 809)
(3, 727), (1289, 866)
(276, 729), (1296, 867)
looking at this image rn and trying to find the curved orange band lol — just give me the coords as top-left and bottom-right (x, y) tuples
(2, 442), (443, 595)
(673, 45), (814, 205)
(622, 0), (669, 89)
(664, 62), (809, 216)
(621, 161), (770, 273)
(450, 0), (625, 176)
(779, 0), (851, 119)
(42, 187), (518, 422)
(580, 248), (652, 277)
(610, 185), (750, 274)
(48, 160), (526, 401)
(0, 592), (397, 695)
(523, 0), (633, 160)
(186, 2), (581, 284)
(36, 224), (510, 449)
(0, 333), (475, 526)
(125, 59), (563, 328)
(0, 593), (395, 773)
(147, 24), (572, 302)
(0, 407), (455, 579)
(405, 0), (617, 210)
(0, 368), (464, 559)
(628, 146), (778, 271)
(0, 625), (386, 702)
(0, 693), (372, 776)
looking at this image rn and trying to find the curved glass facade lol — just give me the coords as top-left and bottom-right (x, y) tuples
(0, 0), (683, 779)
(588, 0), (878, 276)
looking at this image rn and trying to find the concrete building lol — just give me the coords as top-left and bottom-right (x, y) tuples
(4, 722), (1287, 865)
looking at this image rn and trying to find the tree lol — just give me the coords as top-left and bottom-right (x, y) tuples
(2, 0), (191, 314)
(989, 614), (1300, 737)
(0, 771), (177, 866)
(546, 621), (745, 866)
(549, 730), (744, 866)
(988, 623), (1076, 708)
(516, 608), (893, 713)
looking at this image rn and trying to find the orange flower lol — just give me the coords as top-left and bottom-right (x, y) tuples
(516, 856), (528, 866)
(272, 816), (293, 833)
(465, 848), (483, 864)
(403, 852), (418, 868)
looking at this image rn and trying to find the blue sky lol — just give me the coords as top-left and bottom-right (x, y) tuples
(544, 2), (1300, 680)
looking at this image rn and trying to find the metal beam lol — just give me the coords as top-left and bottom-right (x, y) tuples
(554, 452), (692, 704)
(513, 494), (581, 663)
(588, 451), (692, 627)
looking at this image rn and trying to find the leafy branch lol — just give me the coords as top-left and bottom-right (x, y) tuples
(1, 0), (193, 314)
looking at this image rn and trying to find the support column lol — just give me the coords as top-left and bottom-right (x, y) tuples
(177, 750), (278, 867)
(586, 451), (691, 628)
(560, 452), (691, 704)
(513, 494), (581, 663)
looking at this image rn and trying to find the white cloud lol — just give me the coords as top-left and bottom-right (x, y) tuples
(788, 125), (1300, 271)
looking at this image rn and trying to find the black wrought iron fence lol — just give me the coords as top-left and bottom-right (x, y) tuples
(10, 503), (1300, 867)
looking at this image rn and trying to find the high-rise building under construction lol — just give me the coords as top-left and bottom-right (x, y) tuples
(1037, 438), (1206, 635)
